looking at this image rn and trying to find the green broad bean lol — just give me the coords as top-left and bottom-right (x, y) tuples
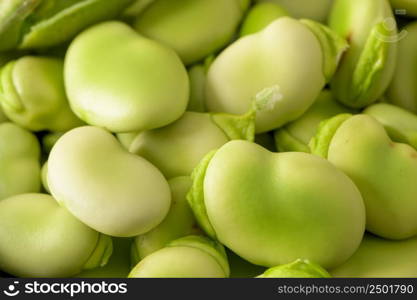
(0, 122), (41, 200)
(328, 0), (398, 108)
(133, 0), (248, 65)
(64, 21), (189, 133)
(0, 56), (83, 131)
(0, 193), (113, 277)
(311, 114), (417, 239)
(188, 140), (365, 269)
(47, 126), (171, 237)
(205, 17), (347, 133)
(0, 0), (134, 51)
(129, 235), (229, 278)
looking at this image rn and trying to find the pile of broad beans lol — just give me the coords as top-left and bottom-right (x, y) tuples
(0, 0), (417, 278)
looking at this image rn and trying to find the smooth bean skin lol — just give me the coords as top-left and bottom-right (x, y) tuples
(0, 56), (83, 131)
(387, 22), (417, 113)
(328, 0), (398, 108)
(257, 259), (331, 278)
(331, 234), (417, 277)
(364, 103), (417, 149)
(129, 235), (229, 278)
(0, 0), (134, 51)
(133, 0), (248, 65)
(48, 126), (171, 237)
(0, 122), (41, 200)
(76, 238), (132, 278)
(131, 177), (198, 262)
(311, 114), (417, 239)
(274, 90), (353, 153)
(239, 2), (288, 37)
(188, 140), (365, 268)
(130, 112), (229, 179)
(255, 0), (334, 23)
(0, 193), (113, 277)
(64, 21), (189, 133)
(205, 17), (347, 133)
